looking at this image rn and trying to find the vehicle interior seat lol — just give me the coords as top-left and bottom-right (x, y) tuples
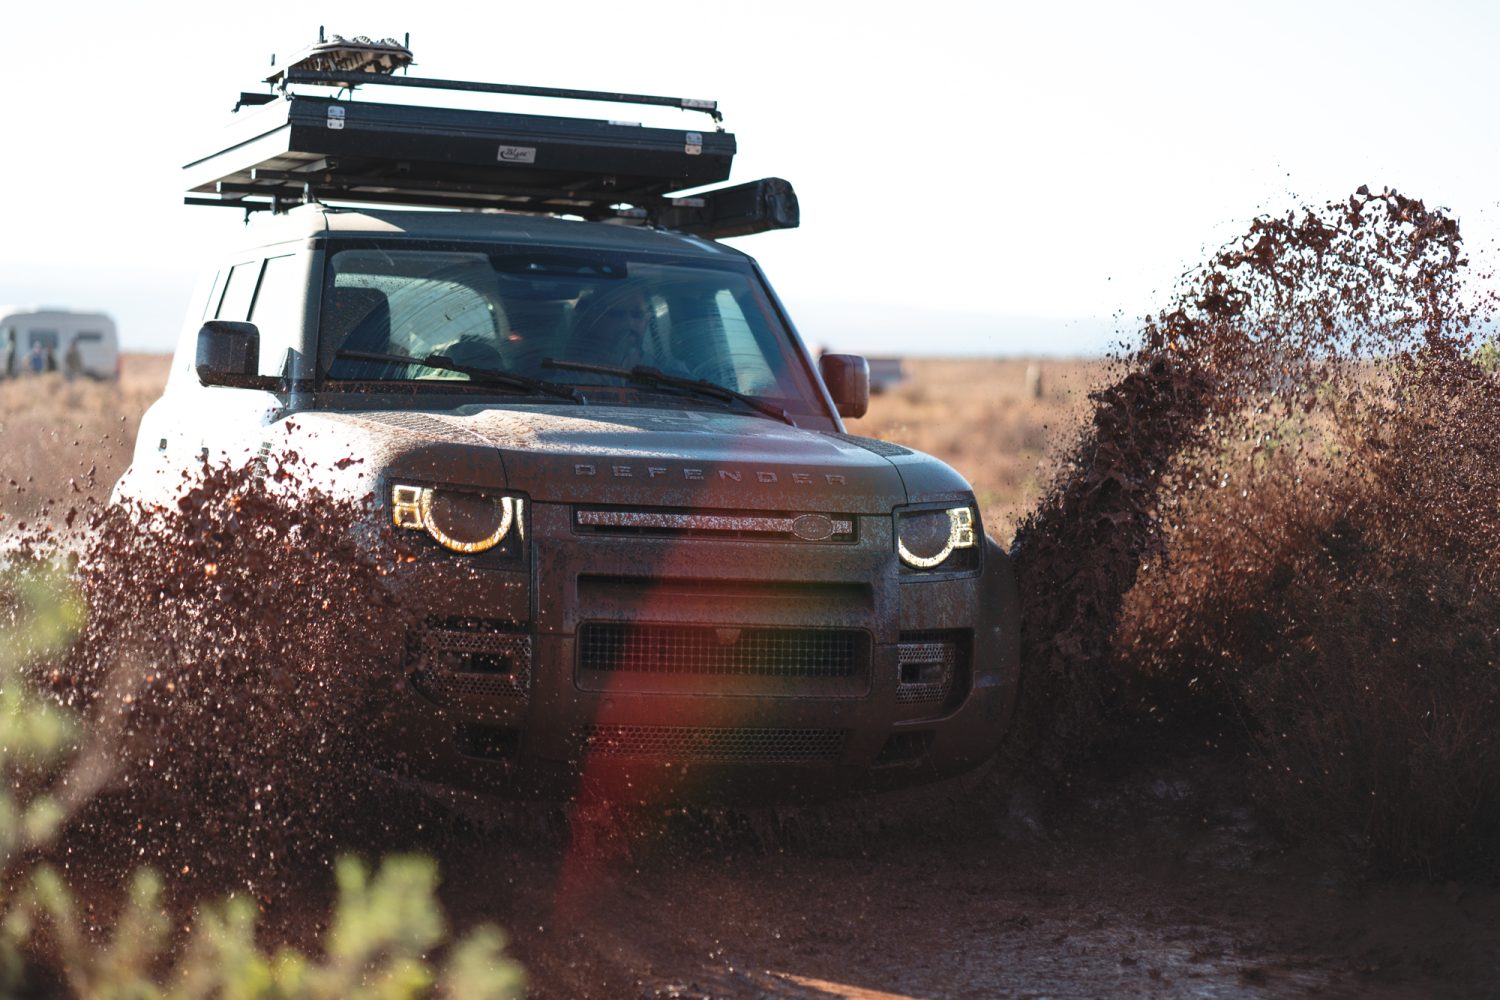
(322, 286), (397, 379)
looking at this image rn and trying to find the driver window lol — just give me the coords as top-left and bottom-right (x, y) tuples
(249, 254), (305, 378)
(216, 261), (260, 321)
(323, 251), (508, 380)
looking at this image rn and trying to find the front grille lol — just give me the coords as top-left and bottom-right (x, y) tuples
(576, 575), (873, 612)
(896, 630), (971, 711)
(575, 508), (856, 543)
(409, 621), (531, 703)
(579, 623), (866, 679)
(577, 724), (847, 762)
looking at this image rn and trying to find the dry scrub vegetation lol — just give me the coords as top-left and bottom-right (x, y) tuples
(845, 357), (1108, 544)
(0, 356), (170, 521)
(3, 355), (1107, 545)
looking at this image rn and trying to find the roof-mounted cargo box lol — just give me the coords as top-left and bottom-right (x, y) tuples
(185, 34), (798, 240)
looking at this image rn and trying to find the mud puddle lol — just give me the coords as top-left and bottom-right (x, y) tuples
(332, 750), (1494, 999)
(6, 187), (1500, 995)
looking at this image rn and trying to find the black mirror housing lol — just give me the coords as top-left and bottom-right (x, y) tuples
(196, 321), (268, 388)
(818, 353), (870, 419)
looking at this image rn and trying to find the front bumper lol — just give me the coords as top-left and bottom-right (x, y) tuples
(365, 503), (1020, 803)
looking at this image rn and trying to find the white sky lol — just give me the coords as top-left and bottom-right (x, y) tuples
(2, 0), (1496, 354)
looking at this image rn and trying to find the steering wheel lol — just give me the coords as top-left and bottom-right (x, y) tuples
(438, 336), (508, 375)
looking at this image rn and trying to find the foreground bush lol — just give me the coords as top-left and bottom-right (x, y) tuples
(25, 855), (521, 999)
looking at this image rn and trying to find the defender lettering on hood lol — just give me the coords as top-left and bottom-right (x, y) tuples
(572, 463), (848, 487)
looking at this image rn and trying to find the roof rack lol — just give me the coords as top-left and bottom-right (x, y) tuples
(185, 32), (798, 240)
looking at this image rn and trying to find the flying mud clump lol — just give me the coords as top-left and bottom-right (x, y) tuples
(1013, 187), (1500, 874)
(17, 456), (450, 884)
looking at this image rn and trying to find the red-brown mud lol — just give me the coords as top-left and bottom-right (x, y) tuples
(249, 756), (1500, 999)
(1012, 187), (1500, 876)
(7, 459), (454, 892)
(4, 187), (1500, 995)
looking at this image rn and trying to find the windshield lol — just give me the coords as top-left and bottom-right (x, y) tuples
(318, 243), (825, 415)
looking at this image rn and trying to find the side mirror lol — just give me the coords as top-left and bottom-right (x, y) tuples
(196, 321), (268, 388)
(818, 353), (870, 419)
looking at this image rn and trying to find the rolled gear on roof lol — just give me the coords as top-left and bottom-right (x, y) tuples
(185, 31), (798, 240)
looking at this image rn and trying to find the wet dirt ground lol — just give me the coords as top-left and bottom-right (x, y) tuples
(246, 751), (1498, 1000)
(16, 247), (1500, 997)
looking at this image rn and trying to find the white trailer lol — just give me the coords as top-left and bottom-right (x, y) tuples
(0, 307), (119, 380)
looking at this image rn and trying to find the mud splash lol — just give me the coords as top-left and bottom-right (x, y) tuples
(1012, 187), (1500, 873)
(3, 187), (1495, 894)
(2, 457), (453, 889)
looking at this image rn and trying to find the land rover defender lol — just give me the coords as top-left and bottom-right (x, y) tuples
(115, 35), (1020, 801)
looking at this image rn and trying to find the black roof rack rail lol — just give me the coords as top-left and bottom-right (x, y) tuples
(185, 33), (796, 239)
(275, 70), (723, 125)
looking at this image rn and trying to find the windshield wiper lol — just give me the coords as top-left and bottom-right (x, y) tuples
(334, 349), (584, 403)
(540, 359), (796, 426)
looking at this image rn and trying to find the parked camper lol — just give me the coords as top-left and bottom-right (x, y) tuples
(0, 309), (119, 380)
(867, 357), (909, 394)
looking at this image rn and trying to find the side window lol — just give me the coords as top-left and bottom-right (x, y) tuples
(216, 261), (260, 321)
(201, 270), (226, 321)
(248, 254), (305, 377)
(28, 330), (60, 351)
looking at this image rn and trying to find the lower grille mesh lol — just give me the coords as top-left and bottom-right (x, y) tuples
(578, 725), (847, 762)
(409, 623), (531, 703)
(421, 672), (526, 700)
(896, 630), (970, 708)
(896, 639), (957, 704)
(579, 623), (865, 678)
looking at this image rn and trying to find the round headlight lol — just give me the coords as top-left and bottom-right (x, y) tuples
(422, 490), (512, 552)
(897, 506), (977, 569)
(391, 485), (521, 553)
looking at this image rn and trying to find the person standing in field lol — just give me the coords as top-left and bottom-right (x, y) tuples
(27, 341), (46, 375)
(64, 337), (82, 381)
(2, 330), (15, 379)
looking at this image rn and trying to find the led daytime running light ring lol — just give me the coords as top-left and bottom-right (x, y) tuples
(897, 507), (977, 569)
(392, 485), (520, 553)
(420, 490), (513, 553)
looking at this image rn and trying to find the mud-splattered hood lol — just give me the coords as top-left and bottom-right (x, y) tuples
(323, 403), (930, 514)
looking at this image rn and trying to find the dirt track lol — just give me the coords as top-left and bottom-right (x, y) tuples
(246, 753), (1495, 999)
(11, 357), (1500, 997)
